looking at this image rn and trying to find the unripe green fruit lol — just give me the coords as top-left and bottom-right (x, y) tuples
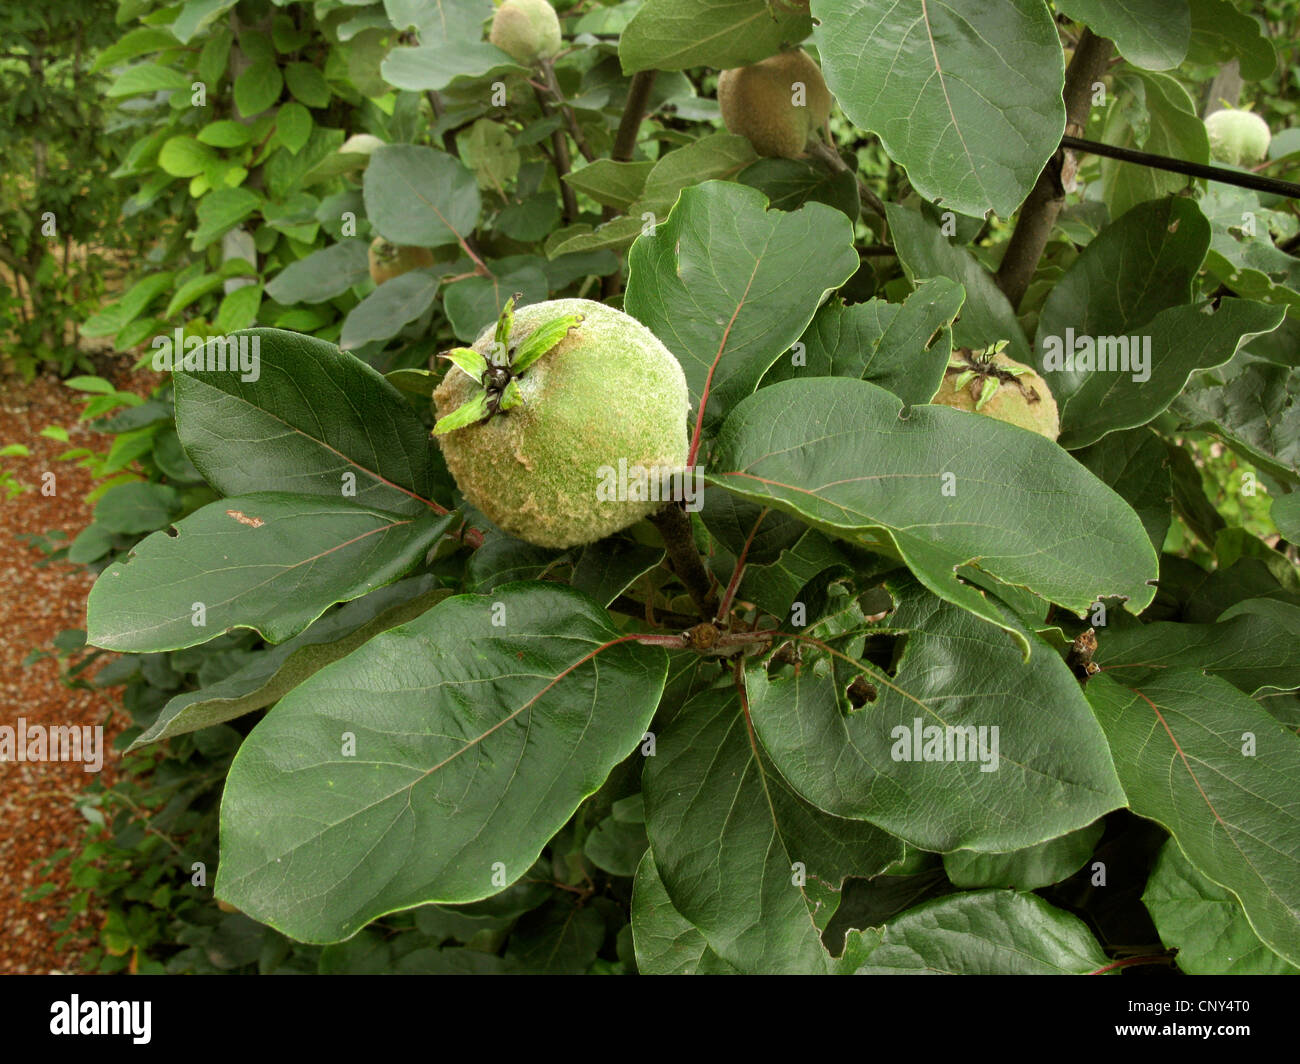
(931, 349), (1060, 440)
(433, 298), (690, 549)
(718, 49), (832, 159)
(369, 238), (435, 285)
(489, 0), (562, 65)
(1204, 108), (1271, 167)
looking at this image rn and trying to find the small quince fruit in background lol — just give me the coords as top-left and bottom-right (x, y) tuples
(930, 341), (1061, 440)
(717, 48), (832, 159)
(1204, 107), (1272, 167)
(489, 0), (562, 66)
(368, 238), (435, 285)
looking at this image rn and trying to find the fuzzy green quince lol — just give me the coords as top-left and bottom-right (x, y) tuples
(432, 297), (690, 549)
(1204, 107), (1271, 167)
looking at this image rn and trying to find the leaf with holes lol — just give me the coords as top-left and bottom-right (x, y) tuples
(744, 578), (1125, 852)
(708, 378), (1157, 648)
(643, 687), (902, 973)
(763, 278), (965, 407)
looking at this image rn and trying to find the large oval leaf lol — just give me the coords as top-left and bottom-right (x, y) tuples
(625, 181), (858, 436)
(708, 378), (1157, 645)
(1056, 0), (1189, 70)
(1087, 669), (1300, 967)
(1034, 196), (1210, 426)
(362, 143), (480, 250)
(813, 0), (1065, 217)
(216, 583), (667, 942)
(86, 494), (451, 652)
(174, 328), (444, 515)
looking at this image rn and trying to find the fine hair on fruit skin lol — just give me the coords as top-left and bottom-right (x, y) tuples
(433, 298), (690, 549)
(1204, 107), (1272, 167)
(717, 48), (832, 159)
(489, 0), (562, 66)
(930, 347), (1061, 440)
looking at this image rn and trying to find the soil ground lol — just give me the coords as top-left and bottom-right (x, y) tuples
(0, 360), (151, 973)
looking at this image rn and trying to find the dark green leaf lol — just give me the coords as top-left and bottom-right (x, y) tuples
(216, 583), (667, 941)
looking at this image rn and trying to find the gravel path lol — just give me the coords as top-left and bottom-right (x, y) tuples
(0, 369), (148, 973)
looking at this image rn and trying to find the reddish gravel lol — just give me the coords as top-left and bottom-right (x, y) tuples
(0, 366), (153, 973)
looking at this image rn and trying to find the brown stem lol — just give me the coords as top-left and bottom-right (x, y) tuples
(613, 70), (657, 162)
(994, 28), (1114, 311)
(541, 58), (596, 163)
(533, 85), (579, 222)
(648, 503), (719, 620)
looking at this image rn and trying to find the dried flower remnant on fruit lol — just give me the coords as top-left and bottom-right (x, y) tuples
(930, 341), (1061, 440)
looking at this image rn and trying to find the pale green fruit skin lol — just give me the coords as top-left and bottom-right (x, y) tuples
(1205, 108), (1271, 166)
(489, 0), (562, 65)
(718, 49), (832, 159)
(433, 298), (690, 549)
(930, 352), (1060, 440)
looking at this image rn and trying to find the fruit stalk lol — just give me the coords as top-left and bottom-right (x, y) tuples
(647, 503), (720, 620)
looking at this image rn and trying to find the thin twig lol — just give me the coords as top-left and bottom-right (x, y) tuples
(540, 58), (596, 163)
(533, 85), (579, 222)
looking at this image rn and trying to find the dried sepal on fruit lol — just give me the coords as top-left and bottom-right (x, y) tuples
(930, 341), (1060, 440)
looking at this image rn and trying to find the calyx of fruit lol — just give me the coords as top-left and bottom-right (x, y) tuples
(432, 297), (690, 549)
(930, 341), (1060, 440)
(489, 0), (562, 66)
(368, 237), (435, 285)
(717, 48), (832, 159)
(1204, 107), (1271, 167)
